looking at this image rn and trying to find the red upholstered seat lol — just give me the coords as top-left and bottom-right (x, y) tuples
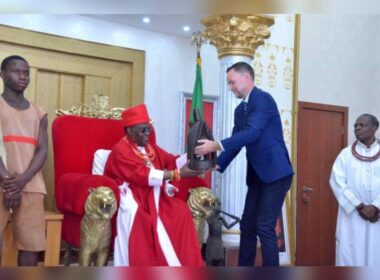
(52, 114), (209, 248)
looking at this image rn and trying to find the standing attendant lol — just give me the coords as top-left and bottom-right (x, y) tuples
(0, 55), (48, 266)
(330, 114), (380, 266)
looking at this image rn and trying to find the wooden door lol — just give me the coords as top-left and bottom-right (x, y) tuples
(0, 25), (145, 211)
(296, 102), (348, 266)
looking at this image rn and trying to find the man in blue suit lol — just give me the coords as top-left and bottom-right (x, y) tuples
(195, 62), (293, 266)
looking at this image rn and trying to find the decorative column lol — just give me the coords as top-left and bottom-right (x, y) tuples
(202, 15), (274, 246)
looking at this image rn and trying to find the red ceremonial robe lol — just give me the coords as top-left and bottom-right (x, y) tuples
(104, 138), (204, 266)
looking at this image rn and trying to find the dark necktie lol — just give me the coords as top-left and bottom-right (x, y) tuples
(242, 101), (248, 115)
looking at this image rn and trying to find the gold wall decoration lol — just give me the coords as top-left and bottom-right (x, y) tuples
(56, 94), (124, 119)
(281, 109), (292, 154)
(267, 54), (277, 88)
(201, 15), (274, 59)
(255, 42), (295, 91)
(286, 15), (295, 22)
(252, 52), (264, 86)
(283, 57), (293, 90)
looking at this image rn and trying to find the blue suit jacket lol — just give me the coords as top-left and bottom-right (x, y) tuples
(217, 86), (293, 184)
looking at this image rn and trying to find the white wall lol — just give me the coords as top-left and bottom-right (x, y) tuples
(0, 14), (220, 153)
(298, 15), (380, 143)
(2, 14), (380, 147)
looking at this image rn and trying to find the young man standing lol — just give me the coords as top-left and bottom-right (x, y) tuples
(0, 55), (48, 266)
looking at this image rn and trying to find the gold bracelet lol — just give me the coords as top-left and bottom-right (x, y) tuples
(169, 170), (175, 181)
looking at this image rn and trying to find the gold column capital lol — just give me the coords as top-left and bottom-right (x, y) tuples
(201, 14), (274, 59)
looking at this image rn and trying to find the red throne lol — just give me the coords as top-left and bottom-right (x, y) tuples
(52, 114), (209, 252)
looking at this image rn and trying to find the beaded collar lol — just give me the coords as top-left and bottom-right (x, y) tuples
(351, 139), (380, 162)
(124, 136), (155, 165)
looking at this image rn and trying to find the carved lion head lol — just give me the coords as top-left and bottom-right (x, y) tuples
(188, 187), (219, 218)
(84, 187), (117, 220)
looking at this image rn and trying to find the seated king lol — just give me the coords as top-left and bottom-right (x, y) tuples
(104, 104), (205, 266)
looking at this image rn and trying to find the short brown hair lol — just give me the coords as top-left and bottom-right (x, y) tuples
(226, 62), (255, 81)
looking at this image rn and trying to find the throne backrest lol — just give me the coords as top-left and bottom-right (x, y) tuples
(52, 115), (156, 187)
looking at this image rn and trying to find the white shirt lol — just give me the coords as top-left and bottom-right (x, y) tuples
(330, 140), (380, 214)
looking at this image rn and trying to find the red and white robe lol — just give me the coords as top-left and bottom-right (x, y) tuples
(104, 138), (204, 266)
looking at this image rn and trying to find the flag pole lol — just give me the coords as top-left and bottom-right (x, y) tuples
(190, 31), (205, 124)
(191, 31), (205, 59)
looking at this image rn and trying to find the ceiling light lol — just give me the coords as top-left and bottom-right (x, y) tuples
(142, 17), (150, 24)
(183, 26), (190, 32)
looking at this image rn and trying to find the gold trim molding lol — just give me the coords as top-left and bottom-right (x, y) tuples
(201, 14), (274, 59)
(56, 94), (124, 119)
(289, 14), (301, 266)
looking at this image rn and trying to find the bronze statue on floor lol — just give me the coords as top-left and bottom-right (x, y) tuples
(205, 200), (240, 266)
(187, 187), (240, 266)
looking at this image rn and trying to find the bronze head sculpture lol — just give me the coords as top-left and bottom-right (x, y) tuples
(187, 108), (216, 170)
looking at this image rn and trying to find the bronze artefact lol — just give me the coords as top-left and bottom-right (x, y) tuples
(204, 200), (240, 266)
(187, 108), (216, 170)
(187, 187), (240, 266)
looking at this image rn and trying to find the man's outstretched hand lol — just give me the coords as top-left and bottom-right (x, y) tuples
(194, 139), (220, 156)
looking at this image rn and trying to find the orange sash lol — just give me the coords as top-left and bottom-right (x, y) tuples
(3, 135), (37, 146)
